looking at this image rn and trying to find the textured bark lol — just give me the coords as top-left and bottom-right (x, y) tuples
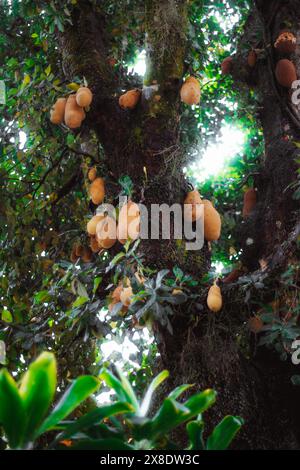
(58, 0), (300, 449)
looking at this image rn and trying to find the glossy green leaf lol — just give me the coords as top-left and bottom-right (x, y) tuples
(19, 352), (57, 440)
(36, 375), (99, 437)
(138, 370), (169, 417)
(168, 383), (193, 400)
(0, 369), (25, 449)
(186, 419), (205, 450)
(58, 402), (133, 440)
(206, 415), (244, 450)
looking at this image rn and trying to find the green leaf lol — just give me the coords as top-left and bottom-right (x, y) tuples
(72, 296), (88, 308)
(34, 290), (51, 304)
(1, 309), (12, 323)
(100, 369), (138, 411)
(37, 375), (99, 437)
(183, 389), (217, 417)
(168, 384), (193, 400)
(0, 369), (25, 449)
(19, 352), (57, 440)
(186, 419), (205, 450)
(206, 415), (244, 450)
(116, 366), (139, 411)
(58, 402), (133, 440)
(93, 276), (102, 294)
(138, 370), (169, 417)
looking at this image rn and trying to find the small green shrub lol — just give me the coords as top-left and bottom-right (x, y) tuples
(0, 352), (243, 450)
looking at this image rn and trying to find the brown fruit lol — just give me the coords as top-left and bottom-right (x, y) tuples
(223, 268), (242, 284)
(274, 32), (296, 55)
(247, 50), (257, 68)
(184, 189), (203, 222)
(221, 57), (233, 75)
(248, 316), (263, 334)
(120, 286), (133, 307)
(117, 200), (140, 244)
(180, 78), (201, 105)
(76, 87), (93, 108)
(203, 199), (221, 241)
(89, 236), (100, 253)
(50, 97), (67, 124)
(75, 243), (84, 257)
(185, 76), (199, 86)
(207, 284), (222, 312)
(70, 247), (79, 263)
(96, 216), (117, 249)
(119, 89), (141, 109)
(90, 177), (105, 205)
(111, 284), (123, 303)
(88, 167), (97, 182)
(242, 188), (257, 218)
(82, 247), (93, 263)
(64, 94), (86, 128)
(87, 214), (106, 236)
(275, 59), (297, 88)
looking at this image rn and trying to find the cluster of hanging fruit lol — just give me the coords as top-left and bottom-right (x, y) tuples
(274, 31), (297, 88)
(221, 30), (298, 89)
(183, 187), (223, 312)
(221, 49), (257, 76)
(50, 87), (93, 129)
(87, 169), (140, 252)
(70, 167), (140, 262)
(108, 280), (133, 314)
(118, 76), (200, 111)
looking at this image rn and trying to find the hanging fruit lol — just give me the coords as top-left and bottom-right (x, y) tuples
(89, 177), (105, 205)
(87, 213), (106, 235)
(88, 167), (97, 182)
(120, 286), (133, 307)
(180, 76), (201, 105)
(119, 89), (141, 109)
(76, 86), (93, 108)
(111, 284), (123, 303)
(248, 316), (263, 334)
(117, 200), (140, 244)
(82, 247), (93, 263)
(275, 59), (297, 88)
(70, 244), (79, 263)
(207, 282), (223, 313)
(75, 243), (84, 257)
(183, 189), (202, 222)
(242, 188), (257, 218)
(274, 32), (296, 55)
(221, 57), (233, 75)
(89, 236), (100, 253)
(247, 50), (257, 68)
(64, 94), (86, 128)
(50, 97), (67, 124)
(203, 199), (221, 241)
(96, 216), (117, 249)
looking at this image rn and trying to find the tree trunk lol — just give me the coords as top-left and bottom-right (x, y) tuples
(59, 0), (300, 448)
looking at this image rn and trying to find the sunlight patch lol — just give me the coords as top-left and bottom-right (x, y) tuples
(191, 124), (245, 182)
